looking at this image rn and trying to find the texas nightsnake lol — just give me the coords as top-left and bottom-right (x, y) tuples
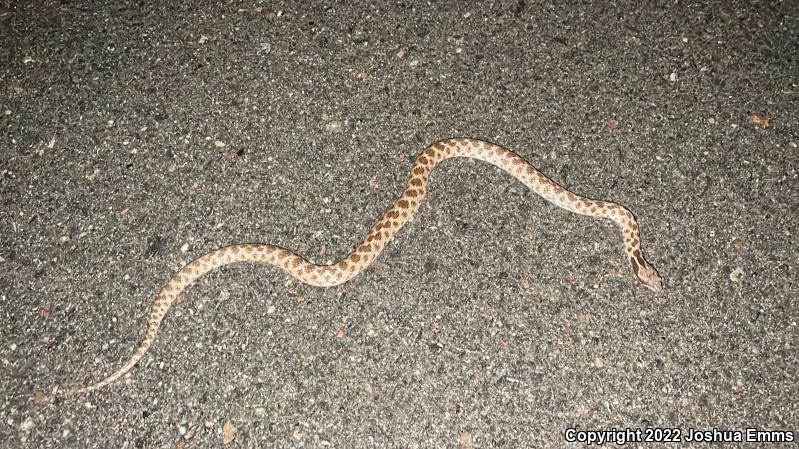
(58, 138), (662, 396)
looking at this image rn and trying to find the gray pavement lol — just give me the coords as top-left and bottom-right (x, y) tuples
(1, 1), (797, 448)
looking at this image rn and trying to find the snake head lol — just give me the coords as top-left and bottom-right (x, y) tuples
(628, 249), (662, 292)
(635, 263), (663, 292)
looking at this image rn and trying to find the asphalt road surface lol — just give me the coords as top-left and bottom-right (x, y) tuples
(1, 1), (797, 448)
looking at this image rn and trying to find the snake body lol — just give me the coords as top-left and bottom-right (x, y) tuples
(60, 138), (661, 396)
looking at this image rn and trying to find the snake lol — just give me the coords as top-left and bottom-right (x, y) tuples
(57, 138), (662, 396)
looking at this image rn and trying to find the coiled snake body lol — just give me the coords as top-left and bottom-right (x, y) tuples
(60, 138), (662, 396)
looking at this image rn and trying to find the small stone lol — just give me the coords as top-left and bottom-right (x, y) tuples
(594, 358), (605, 368)
(730, 267), (744, 283)
(325, 120), (344, 133)
(86, 168), (102, 181)
(459, 431), (474, 449)
(19, 417), (35, 432)
(751, 114), (769, 127)
(222, 420), (237, 445)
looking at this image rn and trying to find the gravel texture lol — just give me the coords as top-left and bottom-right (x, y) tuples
(1, 1), (797, 448)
